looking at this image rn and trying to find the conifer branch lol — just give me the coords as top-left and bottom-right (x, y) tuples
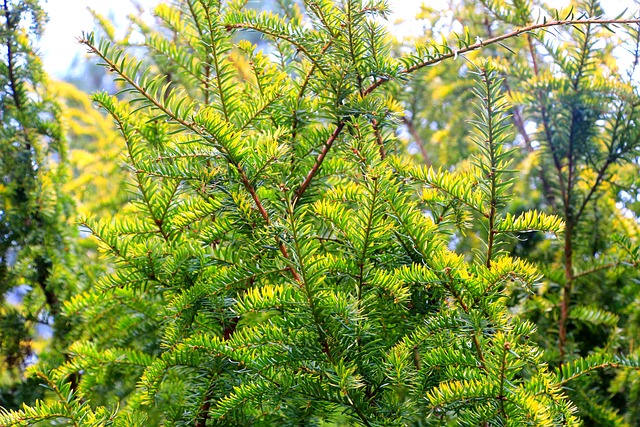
(199, 0), (231, 120)
(185, 0), (212, 104)
(145, 35), (208, 90)
(540, 99), (569, 206)
(364, 18), (640, 97)
(294, 121), (346, 202)
(573, 100), (637, 226)
(556, 355), (640, 386)
(81, 36), (302, 280)
(498, 341), (509, 418)
(36, 372), (81, 427)
(478, 67), (499, 269)
(287, 202), (333, 359)
(355, 176), (380, 342)
(346, 0), (364, 94)
(573, 157), (613, 225)
(503, 53), (557, 210)
(572, 262), (617, 279)
(291, 37), (335, 142)
(78, 218), (167, 287)
(305, 0), (338, 38)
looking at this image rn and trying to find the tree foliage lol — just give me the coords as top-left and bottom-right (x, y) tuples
(1, 0), (640, 426)
(400, 0), (640, 423)
(0, 0), (82, 409)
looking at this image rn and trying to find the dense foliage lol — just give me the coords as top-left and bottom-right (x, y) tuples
(0, 0), (82, 409)
(1, 0), (639, 426)
(401, 1), (640, 422)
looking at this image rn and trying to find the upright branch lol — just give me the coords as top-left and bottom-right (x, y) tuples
(558, 5), (598, 361)
(470, 65), (514, 268)
(80, 35), (301, 282)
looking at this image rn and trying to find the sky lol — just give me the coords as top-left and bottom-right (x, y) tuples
(41, 0), (152, 77)
(40, 0), (636, 78)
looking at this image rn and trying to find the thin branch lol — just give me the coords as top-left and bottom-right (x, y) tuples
(573, 262), (619, 280)
(556, 361), (638, 386)
(364, 18), (640, 97)
(185, 0), (211, 104)
(401, 116), (430, 166)
(346, 0), (364, 95)
(35, 373), (81, 427)
(371, 118), (386, 160)
(200, 0), (231, 120)
(294, 121), (345, 202)
(574, 102), (637, 225)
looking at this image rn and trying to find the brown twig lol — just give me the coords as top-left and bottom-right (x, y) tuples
(401, 116), (431, 166)
(371, 118), (387, 160)
(294, 121), (345, 202)
(364, 18), (640, 97)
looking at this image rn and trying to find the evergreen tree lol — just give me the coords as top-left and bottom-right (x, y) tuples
(2, 0), (640, 426)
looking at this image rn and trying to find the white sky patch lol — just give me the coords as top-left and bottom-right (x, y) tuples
(40, 0), (160, 77)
